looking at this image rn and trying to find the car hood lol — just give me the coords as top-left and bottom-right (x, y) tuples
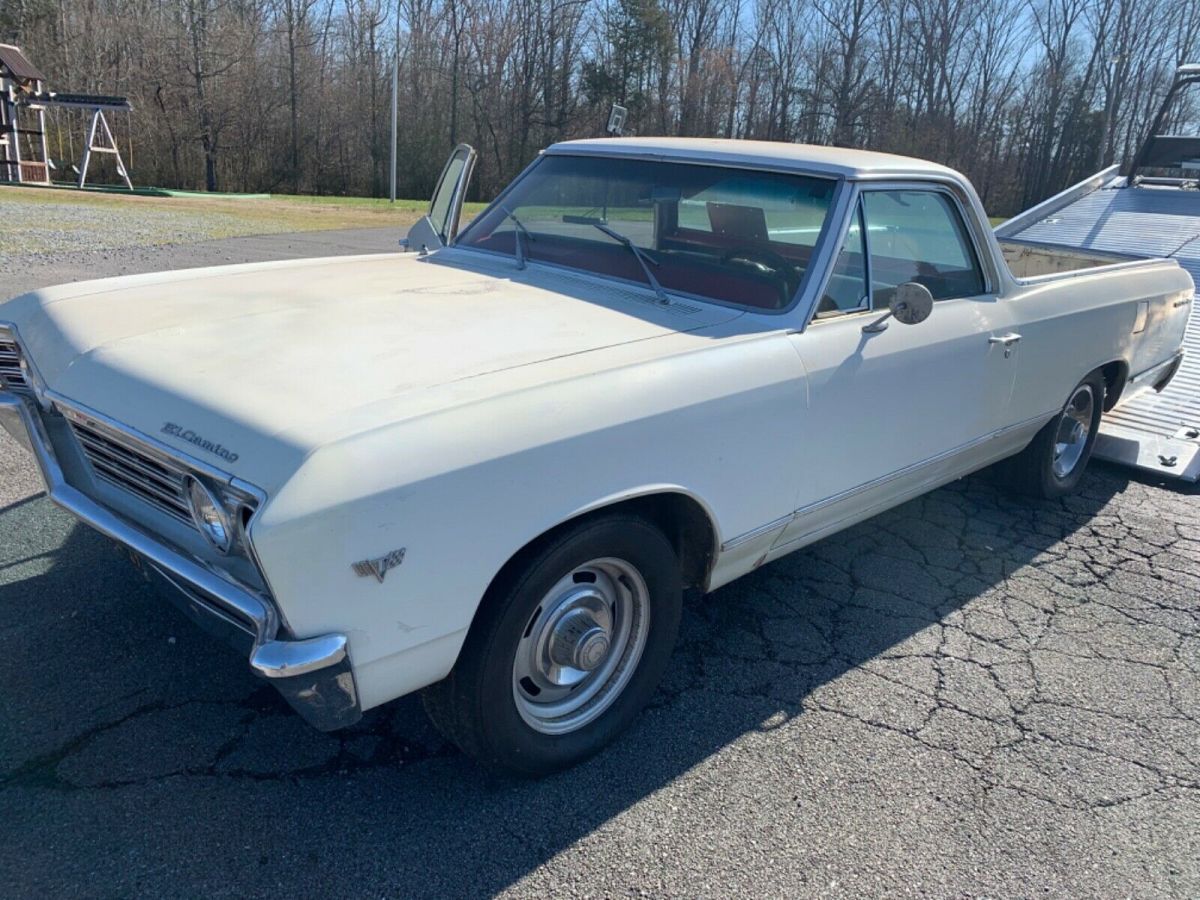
(2, 249), (740, 491)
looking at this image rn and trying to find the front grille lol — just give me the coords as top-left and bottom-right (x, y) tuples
(64, 412), (194, 525)
(0, 337), (30, 394)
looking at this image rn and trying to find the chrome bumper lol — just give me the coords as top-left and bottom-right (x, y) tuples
(0, 392), (362, 731)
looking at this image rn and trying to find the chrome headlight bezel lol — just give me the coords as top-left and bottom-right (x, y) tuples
(185, 474), (235, 554)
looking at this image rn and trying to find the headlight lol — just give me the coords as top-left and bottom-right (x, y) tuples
(185, 475), (233, 553)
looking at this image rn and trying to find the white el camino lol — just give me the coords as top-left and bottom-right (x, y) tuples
(0, 138), (1192, 774)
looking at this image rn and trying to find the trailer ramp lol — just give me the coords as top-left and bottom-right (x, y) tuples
(999, 178), (1200, 482)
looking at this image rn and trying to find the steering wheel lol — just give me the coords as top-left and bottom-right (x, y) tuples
(719, 247), (799, 300)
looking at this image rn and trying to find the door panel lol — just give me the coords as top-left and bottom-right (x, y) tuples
(773, 186), (1019, 553)
(777, 298), (1018, 551)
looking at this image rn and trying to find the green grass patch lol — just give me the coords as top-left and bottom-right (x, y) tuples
(270, 194), (489, 215)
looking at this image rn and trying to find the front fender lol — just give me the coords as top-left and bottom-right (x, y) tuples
(250, 335), (806, 711)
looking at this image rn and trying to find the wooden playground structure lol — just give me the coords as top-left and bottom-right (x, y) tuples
(0, 43), (134, 189)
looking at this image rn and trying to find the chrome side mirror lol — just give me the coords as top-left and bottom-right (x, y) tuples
(890, 282), (934, 324)
(862, 282), (934, 333)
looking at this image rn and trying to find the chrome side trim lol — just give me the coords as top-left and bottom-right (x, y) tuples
(719, 412), (1054, 553)
(720, 513), (793, 552)
(792, 412), (1054, 513)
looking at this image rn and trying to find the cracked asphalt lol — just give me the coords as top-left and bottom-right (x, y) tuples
(2, 229), (1199, 898)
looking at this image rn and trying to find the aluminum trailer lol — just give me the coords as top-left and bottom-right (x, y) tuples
(997, 65), (1200, 482)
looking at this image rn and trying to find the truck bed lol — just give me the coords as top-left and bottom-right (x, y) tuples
(997, 171), (1200, 482)
(998, 240), (1138, 278)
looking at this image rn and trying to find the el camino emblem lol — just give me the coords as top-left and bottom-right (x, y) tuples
(352, 548), (406, 583)
(161, 422), (239, 463)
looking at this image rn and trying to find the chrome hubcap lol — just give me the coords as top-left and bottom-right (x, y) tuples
(513, 557), (650, 735)
(547, 608), (612, 671)
(1052, 384), (1095, 478)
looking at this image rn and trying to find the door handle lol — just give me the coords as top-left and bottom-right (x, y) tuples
(989, 332), (1021, 358)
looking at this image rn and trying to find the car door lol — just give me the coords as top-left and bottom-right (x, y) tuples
(404, 143), (478, 253)
(771, 184), (1020, 555)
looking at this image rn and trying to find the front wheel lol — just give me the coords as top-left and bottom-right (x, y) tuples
(422, 514), (682, 776)
(999, 371), (1105, 499)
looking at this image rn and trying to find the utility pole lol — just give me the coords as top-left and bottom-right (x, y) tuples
(389, 50), (398, 203)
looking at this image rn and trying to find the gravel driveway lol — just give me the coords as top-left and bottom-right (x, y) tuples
(1, 228), (1197, 898)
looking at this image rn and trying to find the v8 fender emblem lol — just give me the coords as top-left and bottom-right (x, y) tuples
(352, 548), (406, 583)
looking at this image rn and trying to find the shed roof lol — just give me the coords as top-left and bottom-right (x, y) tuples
(0, 44), (47, 82)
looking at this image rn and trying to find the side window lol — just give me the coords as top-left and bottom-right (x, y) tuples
(861, 190), (985, 306)
(816, 203), (868, 316)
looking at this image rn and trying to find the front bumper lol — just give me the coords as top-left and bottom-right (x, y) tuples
(0, 391), (362, 731)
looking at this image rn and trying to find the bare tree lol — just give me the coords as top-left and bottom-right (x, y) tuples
(6, 0), (1194, 212)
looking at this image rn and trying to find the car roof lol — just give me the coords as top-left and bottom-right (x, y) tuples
(545, 137), (962, 181)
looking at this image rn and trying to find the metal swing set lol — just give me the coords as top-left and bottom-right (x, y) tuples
(0, 43), (134, 190)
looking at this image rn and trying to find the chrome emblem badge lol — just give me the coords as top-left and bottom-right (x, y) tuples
(161, 422), (240, 464)
(352, 548), (406, 583)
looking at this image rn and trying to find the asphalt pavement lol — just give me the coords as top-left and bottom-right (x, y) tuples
(1, 229), (1198, 898)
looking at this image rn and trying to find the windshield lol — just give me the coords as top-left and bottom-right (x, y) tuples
(456, 154), (837, 311)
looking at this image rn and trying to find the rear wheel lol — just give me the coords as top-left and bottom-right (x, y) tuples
(422, 514), (682, 776)
(999, 371), (1105, 499)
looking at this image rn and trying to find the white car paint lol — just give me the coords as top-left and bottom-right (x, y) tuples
(0, 138), (1193, 719)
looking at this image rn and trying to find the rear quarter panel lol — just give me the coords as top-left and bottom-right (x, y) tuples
(1003, 259), (1193, 424)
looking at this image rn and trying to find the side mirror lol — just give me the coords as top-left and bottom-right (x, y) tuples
(862, 282), (934, 333)
(890, 282), (934, 325)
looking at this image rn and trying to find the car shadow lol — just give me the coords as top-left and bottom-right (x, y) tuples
(0, 464), (1141, 895)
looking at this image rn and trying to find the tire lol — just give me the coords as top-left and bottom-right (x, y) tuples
(422, 514), (682, 776)
(998, 371), (1105, 499)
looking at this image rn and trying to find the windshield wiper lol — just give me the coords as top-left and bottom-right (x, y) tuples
(565, 215), (669, 304)
(498, 204), (533, 270)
